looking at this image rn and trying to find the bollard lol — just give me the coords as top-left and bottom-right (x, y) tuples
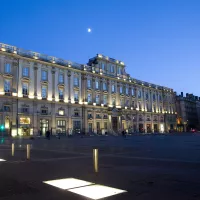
(11, 143), (14, 156)
(27, 144), (30, 160)
(93, 149), (98, 173)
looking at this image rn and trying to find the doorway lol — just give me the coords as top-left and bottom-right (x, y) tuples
(112, 117), (118, 132)
(40, 119), (49, 135)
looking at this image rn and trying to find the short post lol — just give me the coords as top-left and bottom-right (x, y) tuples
(11, 143), (14, 156)
(93, 149), (98, 173)
(27, 144), (30, 160)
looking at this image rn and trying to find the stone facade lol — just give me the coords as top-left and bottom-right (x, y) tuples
(0, 43), (177, 136)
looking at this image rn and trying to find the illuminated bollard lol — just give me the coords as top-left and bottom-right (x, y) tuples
(27, 144), (30, 160)
(11, 143), (14, 156)
(93, 149), (98, 173)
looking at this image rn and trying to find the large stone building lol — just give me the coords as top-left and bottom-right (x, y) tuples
(176, 92), (200, 132)
(0, 43), (177, 137)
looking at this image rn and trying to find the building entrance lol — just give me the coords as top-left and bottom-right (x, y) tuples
(112, 117), (118, 132)
(40, 119), (49, 135)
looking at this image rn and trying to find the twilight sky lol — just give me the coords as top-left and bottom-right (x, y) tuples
(0, 0), (200, 96)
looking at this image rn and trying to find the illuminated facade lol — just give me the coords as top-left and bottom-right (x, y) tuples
(0, 43), (177, 136)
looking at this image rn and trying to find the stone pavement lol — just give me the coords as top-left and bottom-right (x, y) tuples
(0, 133), (200, 199)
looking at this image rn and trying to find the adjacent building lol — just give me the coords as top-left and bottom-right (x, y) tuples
(176, 92), (200, 132)
(0, 43), (177, 136)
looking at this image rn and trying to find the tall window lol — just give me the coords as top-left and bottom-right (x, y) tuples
(4, 79), (10, 92)
(22, 82), (28, 95)
(41, 85), (47, 98)
(22, 67), (29, 77)
(118, 67), (122, 75)
(74, 91), (79, 101)
(138, 90), (141, 98)
(87, 79), (92, 88)
(59, 88), (64, 99)
(112, 98), (116, 106)
(110, 65), (114, 73)
(103, 82), (107, 91)
(153, 93), (156, 101)
(95, 81), (99, 89)
(41, 70), (47, 81)
(96, 94), (100, 104)
(103, 95), (107, 105)
(126, 87), (129, 95)
(120, 86), (123, 94)
(59, 73), (64, 84)
(111, 84), (115, 93)
(146, 93), (149, 100)
(5, 63), (11, 74)
(102, 63), (105, 70)
(126, 100), (129, 106)
(88, 93), (92, 103)
(74, 77), (79, 86)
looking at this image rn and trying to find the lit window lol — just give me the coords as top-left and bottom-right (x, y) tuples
(58, 110), (64, 115)
(74, 77), (79, 86)
(87, 79), (92, 88)
(4, 79), (11, 92)
(42, 85), (47, 98)
(59, 88), (64, 100)
(74, 91), (79, 101)
(22, 67), (29, 77)
(59, 74), (64, 84)
(41, 70), (48, 81)
(103, 95), (107, 105)
(96, 94), (100, 104)
(5, 63), (11, 74)
(95, 81), (99, 89)
(111, 85), (115, 93)
(88, 93), (92, 103)
(22, 82), (29, 95)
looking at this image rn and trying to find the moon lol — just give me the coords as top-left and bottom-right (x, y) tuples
(87, 28), (91, 33)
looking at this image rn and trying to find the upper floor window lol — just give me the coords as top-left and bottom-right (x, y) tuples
(138, 90), (142, 98)
(95, 81), (99, 89)
(74, 77), (79, 86)
(22, 106), (29, 113)
(153, 93), (156, 101)
(74, 91), (79, 101)
(112, 98), (116, 105)
(4, 79), (11, 92)
(4, 105), (11, 112)
(59, 88), (64, 99)
(103, 82), (107, 91)
(5, 63), (11, 74)
(102, 63), (105, 70)
(41, 85), (47, 98)
(22, 82), (29, 95)
(74, 110), (79, 117)
(87, 79), (92, 88)
(120, 86), (123, 94)
(96, 94), (100, 104)
(111, 84), (115, 93)
(41, 70), (48, 81)
(110, 65), (114, 73)
(88, 93), (92, 103)
(126, 100), (129, 106)
(103, 95), (107, 105)
(22, 67), (29, 77)
(126, 87), (129, 95)
(59, 73), (64, 84)
(131, 88), (135, 96)
(58, 109), (64, 116)
(159, 94), (162, 101)
(41, 108), (48, 115)
(118, 67), (122, 75)
(146, 93), (149, 100)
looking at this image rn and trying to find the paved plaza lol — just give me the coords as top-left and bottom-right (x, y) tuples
(0, 133), (200, 199)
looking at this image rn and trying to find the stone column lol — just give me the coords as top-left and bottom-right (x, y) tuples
(51, 103), (56, 135)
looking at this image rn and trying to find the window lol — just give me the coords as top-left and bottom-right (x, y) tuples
(88, 113), (92, 119)
(4, 105), (10, 112)
(57, 120), (66, 133)
(103, 95), (107, 105)
(126, 100), (129, 106)
(138, 90), (141, 98)
(96, 94), (100, 104)
(22, 82), (29, 95)
(146, 93), (149, 100)
(111, 84), (115, 93)
(88, 93), (92, 103)
(59, 88), (64, 100)
(74, 91), (79, 101)
(41, 70), (48, 81)
(103, 82), (107, 91)
(159, 95), (162, 101)
(41, 85), (47, 98)
(120, 86), (123, 94)
(120, 99), (124, 106)
(95, 81), (99, 89)
(22, 67), (29, 77)
(110, 65), (114, 73)
(59, 73), (64, 84)
(118, 67), (122, 75)
(74, 77), (79, 86)
(4, 79), (11, 92)
(41, 108), (48, 115)
(102, 63), (105, 70)
(58, 109), (64, 115)
(74, 110), (79, 117)
(87, 79), (92, 88)
(22, 107), (29, 113)
(131, 88), (135, 96)
(73, 121), (81, 133)
(104, 122), (108, 130)
(153, 94), (156, 101)
(5, 63), (11, 74)
(126, 87), (129, 95)
(96, 114), (101, 119)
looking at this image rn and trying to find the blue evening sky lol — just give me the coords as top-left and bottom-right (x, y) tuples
(0, 0), (200, 96)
